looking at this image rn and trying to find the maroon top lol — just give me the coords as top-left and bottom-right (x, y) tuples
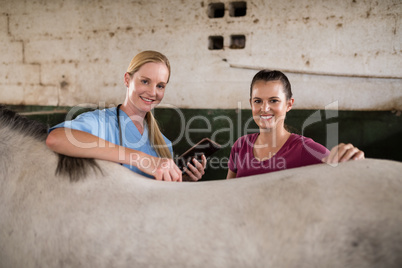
(228, 133), (330, 178)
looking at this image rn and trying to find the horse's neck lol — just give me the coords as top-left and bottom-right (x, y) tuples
(0, 128), (53, 178)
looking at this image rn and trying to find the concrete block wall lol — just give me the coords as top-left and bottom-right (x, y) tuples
(1, 0), (401, 110)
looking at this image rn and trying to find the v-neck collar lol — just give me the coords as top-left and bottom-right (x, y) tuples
(252, 133), (294, 162)
(117, 108), (149, 149)
(118, 108), (147, 137)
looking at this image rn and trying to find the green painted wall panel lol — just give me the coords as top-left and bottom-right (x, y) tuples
(155, 108), (402, 180)
(5, 105), (401, 181)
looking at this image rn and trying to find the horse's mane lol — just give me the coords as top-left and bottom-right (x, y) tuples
(0, 106), (48, 141)
(0, 106), (102, 182)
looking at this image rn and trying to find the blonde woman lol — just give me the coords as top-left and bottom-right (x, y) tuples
(46, 51), (206, 182)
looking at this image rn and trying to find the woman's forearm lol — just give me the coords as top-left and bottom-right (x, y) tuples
(46, 128), (139, 165)
(45, 128), (181, 180)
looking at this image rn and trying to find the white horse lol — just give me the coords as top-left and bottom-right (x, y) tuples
(1, 106), (402, 268)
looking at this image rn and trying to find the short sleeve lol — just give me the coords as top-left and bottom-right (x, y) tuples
(300, 137), (330, 165)
(228, 139), (240, 173)
(48, 112), (100, 136)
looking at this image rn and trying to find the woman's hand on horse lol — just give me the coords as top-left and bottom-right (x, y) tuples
(322, 143), (365, 164)
(150, 157), (182, 182)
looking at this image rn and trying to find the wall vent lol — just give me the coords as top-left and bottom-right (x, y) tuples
(207, 2), (225, 18)
(229, 1), (247, 17)
(208, 36), (224, 50)
(230, 35), (246, 49)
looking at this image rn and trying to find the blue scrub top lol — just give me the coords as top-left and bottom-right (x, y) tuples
(49, 107), (173, 178)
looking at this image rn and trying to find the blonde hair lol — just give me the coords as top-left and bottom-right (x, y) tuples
(126, 50), (172, 159)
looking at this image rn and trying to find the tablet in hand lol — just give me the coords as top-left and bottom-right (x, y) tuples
(176, 138), (221, 172)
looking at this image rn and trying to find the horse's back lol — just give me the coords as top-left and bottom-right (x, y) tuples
(1, 157), (402, 268)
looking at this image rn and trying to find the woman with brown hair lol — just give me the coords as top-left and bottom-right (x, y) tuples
(227, 70), (364, 179)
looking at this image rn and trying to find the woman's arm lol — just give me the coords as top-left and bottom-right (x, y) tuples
(46, 128), (182, 181)
(322, 143), (365, 164)
(226, 169), (237, 179)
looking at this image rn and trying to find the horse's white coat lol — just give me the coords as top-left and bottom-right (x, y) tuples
(1, 112), (402, 268)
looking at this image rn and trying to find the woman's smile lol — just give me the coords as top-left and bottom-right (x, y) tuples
(250, 80), (293, 130)
(260, 114), (274, 120)
(140, 96), (155, 104)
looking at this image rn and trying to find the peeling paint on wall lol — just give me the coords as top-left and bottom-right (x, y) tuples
(0, 0), (401, 110)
